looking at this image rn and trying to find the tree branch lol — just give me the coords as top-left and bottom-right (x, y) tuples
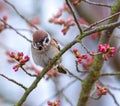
(3, 0), (39, 30)
(108, 90), (120, 106)
(85, 11), (120, 31)
(0, 18), (32, 43)
(14, 39), (78, 106)
(21, 67), (37, 77)
(66, 0), (83, 34)
(0, 73), (27, 90)
(14, 18), (120, 105)
(13, 1), (120, 105)
(77, 1), (120, 106)
(39, 79), (77, 106)
(101, 72), (120, 77)
(67, 69), (83, 81)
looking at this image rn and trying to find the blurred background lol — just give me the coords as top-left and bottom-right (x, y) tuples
(0, 0), (120, 106)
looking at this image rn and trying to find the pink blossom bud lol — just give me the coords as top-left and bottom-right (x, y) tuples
(47, 101), (52, 105)
(73, 0), (81, 6)
(19, 59), (26, 64)
(83, 54), (88, 59)
(56, 98), (60, 103)
(102, 88), (108, 95)
(17, 52), (24, 57)
(49, 18), (54, 23)
(98, 44), (106, 53)
(24, 55), (30, 61)
(104, 44), (109, 48)
(61, 25), (69, 35)
(103, 54), (108, 61)
(110, 47), (116, 53)
(54, 11), (62, 18)
(73, 48), (78, 53)
(96, 84), (108, 96)
(108, 53), (113, 57)
(3, 15), (8, 21)
(9, 52), (15, 58)
(76, 58), (82, 64)
(13, 65), (19, 72)
(66, 18), (75, 26)
(58, 19), (64, 25)
(53, 18), (59, 24)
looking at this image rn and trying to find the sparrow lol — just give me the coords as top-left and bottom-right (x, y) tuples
(31, 30), (67, 74)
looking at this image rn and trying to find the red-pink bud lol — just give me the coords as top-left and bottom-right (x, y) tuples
(47, 101), (52, 105)
(76, 58), (82, 64)
(83, 54), (88, 59)
(24, 55), (30, 61)
(73, 48), (78, 53)
(17, 52), (24, 57)
(56, 98), (60, 103)
(103, 54), (108, 61)
(96, 84), (108, 96)
(3, 15), (8, 21)
(19, 59), (26, 64)
(9, 52), (15, 58)
(13, 65), (19, 72)
(98, 44), (107, 53)
(110, 47), (116, 53)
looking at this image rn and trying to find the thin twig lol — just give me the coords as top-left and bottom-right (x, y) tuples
(67, 69), (83, 81)
(101, 72), (120, 77)
(90, 95), (101, 100)
(62, 93), (73, 106)
(7, 27), (33, 33)
(79, 41), (92, 55)
(3, 0), (39, 30)
(107, 85), (120, 91)
(21, 67), (37, 77)
(99, 81), (120, 106)
(85, 11), (120, 31)
(83, 0), (111, 8)
(0, 18), (32, 43)
(79, 42), (101, 56)
(75, 62), (88, 73)
(39, 79), (77, 106)
(108, 90), (120, 106)
(66, 0), (83, 34)
(0, 73), (27, 90)
(83, 21), (120, 37)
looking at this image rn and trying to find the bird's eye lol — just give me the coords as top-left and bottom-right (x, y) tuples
(45, 38), (49, 43)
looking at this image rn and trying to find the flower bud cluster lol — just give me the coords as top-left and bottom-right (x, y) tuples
(73, 48), (89, 64)
(47, 99), (60, 106)
(96, 84), (108, 96)
(49, 4), (75, 35)
(9, 52), (30, 72)
(98, 44), (116, 60)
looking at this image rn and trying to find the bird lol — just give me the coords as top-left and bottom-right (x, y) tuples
(31, 30), (67, 74)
